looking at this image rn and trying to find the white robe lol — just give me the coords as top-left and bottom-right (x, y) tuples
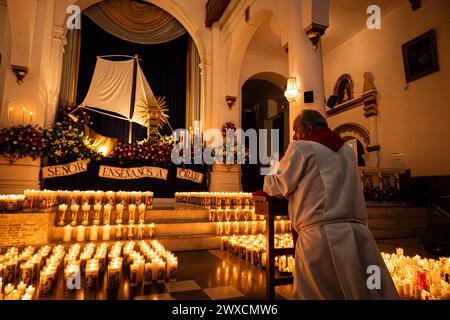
(264, 140), (399, 300)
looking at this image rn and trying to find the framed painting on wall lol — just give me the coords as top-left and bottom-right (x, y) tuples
(402, 29), (440, 83)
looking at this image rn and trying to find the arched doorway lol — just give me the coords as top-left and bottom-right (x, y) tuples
(334, 122), (371, 167)
(241, 74), (288, 192)
(343, 136), (366, 167)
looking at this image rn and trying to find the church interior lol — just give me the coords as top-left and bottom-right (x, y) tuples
(0, 0), (449, 301)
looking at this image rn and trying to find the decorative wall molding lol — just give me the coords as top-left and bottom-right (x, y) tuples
(326, 89), (377, 117)
(328, 72), (381, 166)
(334, 123), (371, 146)
(206, 0), (232, 27)
(304, 23), (328, 51)
(408, 0), (421, 11)
(53, 26), (67, 53)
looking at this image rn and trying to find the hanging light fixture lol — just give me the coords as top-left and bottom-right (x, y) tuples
(284, 77), (299, 102)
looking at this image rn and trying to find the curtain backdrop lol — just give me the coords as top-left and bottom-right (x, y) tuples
(59, 29), (81, 106)
(77, 16), (188, 142)
(84, 0), (186, 45)
(185, 38), (201, 129)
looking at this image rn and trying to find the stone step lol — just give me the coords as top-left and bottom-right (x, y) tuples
(154, 221), (216, 236)
(145, 209), (209, 221)
(367, 206), (429, 218)
(50, 234), (222, 252)
(50, 220), (220, 242)
(152, 198), (175, 208)
(366, 206), (430, 239)
(157, 234), (221, 251)
(371, 228), (426, 239)
(368, 216), (429, 229)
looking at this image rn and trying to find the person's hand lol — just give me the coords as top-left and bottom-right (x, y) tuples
(266, 152), (280, 176)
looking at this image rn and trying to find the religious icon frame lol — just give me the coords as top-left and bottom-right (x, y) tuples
(402, 29), (439, 83)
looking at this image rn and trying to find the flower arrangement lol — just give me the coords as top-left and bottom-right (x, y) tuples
(221, 122), (236, 138)
(42, 104), (103, 165)
(111, 136), (174, 165)
(213, 122), (250, 165)
(0, 125), (45, 164)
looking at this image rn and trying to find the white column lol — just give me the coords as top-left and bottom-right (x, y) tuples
(44, 25), (66, 128)
(208, 23), (242, 192)
(288, 0), (327, 140)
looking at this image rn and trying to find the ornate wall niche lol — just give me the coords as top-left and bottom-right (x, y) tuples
(334, 74), (354, 105)
(327, 72), (378, 117)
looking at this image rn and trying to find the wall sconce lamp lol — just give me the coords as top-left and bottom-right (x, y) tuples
(11, 65), (29, 85)
(284, 77), (299, 102)
(225, 96), (237, 109)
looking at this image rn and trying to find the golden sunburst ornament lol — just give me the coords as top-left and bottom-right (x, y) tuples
(137, 95), (170, 128)
(137, 95), (170, 141)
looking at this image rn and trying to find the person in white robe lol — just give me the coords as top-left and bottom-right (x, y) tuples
(264, 109), (399, 300)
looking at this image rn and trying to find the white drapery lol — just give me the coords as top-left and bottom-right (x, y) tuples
(82, 57), (155, 127)
(83, 0), (186, 45)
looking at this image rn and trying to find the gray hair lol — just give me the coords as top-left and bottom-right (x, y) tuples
(295, 109), (328, 131)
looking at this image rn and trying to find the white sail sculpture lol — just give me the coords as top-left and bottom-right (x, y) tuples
(79, 55), (157, 141)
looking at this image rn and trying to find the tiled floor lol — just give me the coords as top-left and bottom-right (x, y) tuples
(165, 280), (202, 293)
(37, 237), (434, 300)
(133, 249), (270, 300)
(203, 286), (245, 300)
(132, 237), (434, 301)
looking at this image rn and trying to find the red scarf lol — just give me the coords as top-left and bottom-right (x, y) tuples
(302, 127), (344, 152)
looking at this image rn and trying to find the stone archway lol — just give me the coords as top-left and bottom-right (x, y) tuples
(62, 0), (207, 123)
(241, 73), (288, 192)
(334, 122), (371, 147)
(227, 9), (275, 98)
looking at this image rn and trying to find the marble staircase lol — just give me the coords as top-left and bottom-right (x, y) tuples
(49, 198), (440, 252)
(149, 200), (220, 251)
(50, 198), (222, 252)
(367, 205), (431, 239)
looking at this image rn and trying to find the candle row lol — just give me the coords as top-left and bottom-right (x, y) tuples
(123, 241), (178, 288)
(216, 219), (291, 236)
(1, 241), (177, 298)
(220, 234), (294, 272)
(0, 195), (26, 213)
(6, 105), (33, 127)
(0, 245), (52, 300)
(56, 203), (147, 226)
(217, 220), (266, 236)
(382, 249), (450, 300)
(24, 190), (154, 211)
(62, 224), (156, 242)
(175, 192), (254, 209)
(0, 281), (36, 300)
(209, 208), (257, 222)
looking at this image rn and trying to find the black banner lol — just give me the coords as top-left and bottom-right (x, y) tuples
(42, 158), (208, 197)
